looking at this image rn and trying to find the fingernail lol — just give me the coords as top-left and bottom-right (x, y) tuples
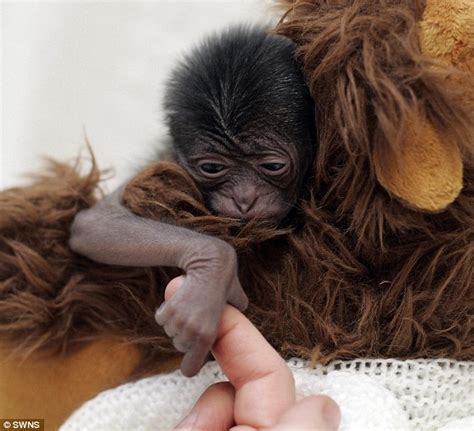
(174, 411), (200, 430)
(322, 398), (341, 430)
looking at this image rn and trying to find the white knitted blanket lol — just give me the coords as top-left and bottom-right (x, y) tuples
(61, 358), (474, 431)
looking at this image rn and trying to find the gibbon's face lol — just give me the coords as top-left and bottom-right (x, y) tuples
(180, 139), (306, 223)
(165, 26), (316, 224)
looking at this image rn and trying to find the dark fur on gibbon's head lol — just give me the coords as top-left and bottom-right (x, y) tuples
(163, 25), (316, 222)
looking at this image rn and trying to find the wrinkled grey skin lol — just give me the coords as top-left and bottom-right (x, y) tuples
(69, 138), (305, 377)
(69, 26), (315, 377)
(69, 185), (248, 377)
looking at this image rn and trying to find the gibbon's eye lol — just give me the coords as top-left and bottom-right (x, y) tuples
(260, 163), (287, 174)
(199, 163), (228, 177)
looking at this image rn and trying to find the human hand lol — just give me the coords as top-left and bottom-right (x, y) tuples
(165, 276), (341, 431)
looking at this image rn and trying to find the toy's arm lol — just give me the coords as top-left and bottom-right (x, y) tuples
(69, 185), (248, 376)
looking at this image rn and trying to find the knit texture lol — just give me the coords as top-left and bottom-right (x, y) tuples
(61, 358), (474, 431)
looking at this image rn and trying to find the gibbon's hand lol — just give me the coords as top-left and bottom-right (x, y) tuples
(164, 276), (341, 431)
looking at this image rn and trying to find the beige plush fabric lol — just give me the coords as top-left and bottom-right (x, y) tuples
(61, 358), (474, 431)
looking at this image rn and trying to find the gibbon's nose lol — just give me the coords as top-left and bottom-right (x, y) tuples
(233, 186), (258, 214)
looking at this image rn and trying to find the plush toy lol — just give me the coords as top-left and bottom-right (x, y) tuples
(1, 0), (472, 429)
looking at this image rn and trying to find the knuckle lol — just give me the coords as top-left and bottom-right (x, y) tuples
(197, 328), (215, 345)
(163, 325), (176, 338)
(155, 301), (167, 313)
(181, 320), (214, 344)
(172, 342), (184, 353)
(173, 338), (192, 353)
(206, 240), (237, 265)
(173, 316), (186, 329)
(183, 322), (200, 338)
(165, 300), (176, 312)
(164, 302), (180, 317)
(154, 310), (167, 325)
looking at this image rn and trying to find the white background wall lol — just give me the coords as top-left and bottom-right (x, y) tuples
(1, 0), (276, 191)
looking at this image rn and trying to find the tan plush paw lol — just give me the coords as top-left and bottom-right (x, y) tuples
(374, 116), (463, 212)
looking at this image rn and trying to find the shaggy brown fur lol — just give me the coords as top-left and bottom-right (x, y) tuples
(0, 0), (473, 372)
(277, 0), (474, 243)
(0, 160), (176, 371)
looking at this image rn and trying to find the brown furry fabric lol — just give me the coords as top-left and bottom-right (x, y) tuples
(0, 156), (472, 372)
(0, 160), (177, 373)
(0, 0), (473, 372)
(276, 0), (474, 244)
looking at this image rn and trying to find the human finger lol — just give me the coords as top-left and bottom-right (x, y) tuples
(155, 276), (183, 322)
(212, 305), (295, 429)
(174, 382), (235, 431)
(272, 395), (341, 431)
(229, 426), (254, 431)
(164, 276), (185, 300)
(163, 276), (296, 427)
(155, 277), (187, 328)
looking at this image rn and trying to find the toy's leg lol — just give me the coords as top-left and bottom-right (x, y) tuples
(0, 339), (140, 431)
